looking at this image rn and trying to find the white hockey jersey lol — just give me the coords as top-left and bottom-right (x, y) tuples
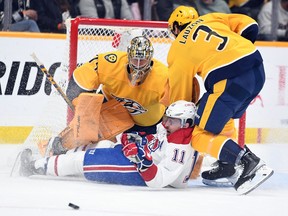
(140, 123), (198, 188)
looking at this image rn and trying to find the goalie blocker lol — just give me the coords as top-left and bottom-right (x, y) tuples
(38, 93), (134, 156)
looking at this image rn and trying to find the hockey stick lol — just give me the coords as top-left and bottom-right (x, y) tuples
(190, 153), (204, 179)
(30, 53), (75, 112)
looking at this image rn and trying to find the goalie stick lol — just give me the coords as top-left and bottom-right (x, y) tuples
(30, 53), (75, 112)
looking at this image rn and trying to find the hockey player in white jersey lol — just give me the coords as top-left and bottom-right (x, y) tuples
(19, 100), (199, 188)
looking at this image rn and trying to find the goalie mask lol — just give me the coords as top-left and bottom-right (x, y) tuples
(168, 6), (199, 39)
(127, 36), (154, 86)
(164, 100), (198, 128)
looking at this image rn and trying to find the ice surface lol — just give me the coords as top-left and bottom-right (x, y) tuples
(0, 144), (287, 216)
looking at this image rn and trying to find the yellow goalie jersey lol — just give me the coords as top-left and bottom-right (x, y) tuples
(73, 51), (169, 127)
(168, 13), (261, 103)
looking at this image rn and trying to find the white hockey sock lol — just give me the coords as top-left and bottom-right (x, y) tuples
(46, 151), (85, 177)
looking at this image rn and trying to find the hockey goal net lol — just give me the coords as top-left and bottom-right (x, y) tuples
(24, 18), (245, 151)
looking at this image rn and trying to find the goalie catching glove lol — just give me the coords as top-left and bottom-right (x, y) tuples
(121, 132), (154, 172)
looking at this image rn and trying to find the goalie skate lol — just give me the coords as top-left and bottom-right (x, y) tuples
(43, 136), (67, 157)
(236, 164), (274, 195)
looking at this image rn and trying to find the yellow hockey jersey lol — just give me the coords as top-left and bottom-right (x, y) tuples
(73, 51), (169, 126)
(168, 13), (260, 103)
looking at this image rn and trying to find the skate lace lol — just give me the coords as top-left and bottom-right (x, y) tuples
(209, 161), (220, 174)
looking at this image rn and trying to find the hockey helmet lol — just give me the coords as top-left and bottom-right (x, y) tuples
(127, 36), (154, 86)
(164, 100), (198, 127)
(168, 6), (199, 38)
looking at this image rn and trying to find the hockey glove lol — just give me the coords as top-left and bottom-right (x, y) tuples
(121, 132), (157, 147)
(121, 132), (147, 147)
(122, 142), (153, 172)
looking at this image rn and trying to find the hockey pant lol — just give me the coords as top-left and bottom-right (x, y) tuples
(83, 145), (146, 186)
(193, 63), (265, 161)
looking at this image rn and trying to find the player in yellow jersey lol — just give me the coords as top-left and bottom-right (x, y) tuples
(67, 36), (169, 134)
(167, 6), (273, 194)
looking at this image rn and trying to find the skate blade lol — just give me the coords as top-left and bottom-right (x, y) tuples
(202, 167), (241, 187)
(237, 165), (274, 195)
(202, 178), (233, 187)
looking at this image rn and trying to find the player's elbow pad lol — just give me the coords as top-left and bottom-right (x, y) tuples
(241, 23), (259, 43)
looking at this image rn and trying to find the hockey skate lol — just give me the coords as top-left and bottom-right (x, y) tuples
(19, 149), (46, 177)
(202, 160), (237, 187)
(234, 148), (274, 195)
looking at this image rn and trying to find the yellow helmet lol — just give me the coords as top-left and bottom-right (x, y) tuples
(168, 6), (199, 37)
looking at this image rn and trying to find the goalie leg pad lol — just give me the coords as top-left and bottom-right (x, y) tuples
(98, 99), (134, 141)
(38, 97), (134, 156)
(73, 93), (104, 142)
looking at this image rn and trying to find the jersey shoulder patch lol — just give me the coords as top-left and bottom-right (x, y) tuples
(104, 54), (117, 63)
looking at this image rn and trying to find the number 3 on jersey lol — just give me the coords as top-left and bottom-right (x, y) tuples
(192, 25), (228, 51)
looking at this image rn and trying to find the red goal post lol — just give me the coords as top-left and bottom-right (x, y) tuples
(64, 17), (246, 146)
